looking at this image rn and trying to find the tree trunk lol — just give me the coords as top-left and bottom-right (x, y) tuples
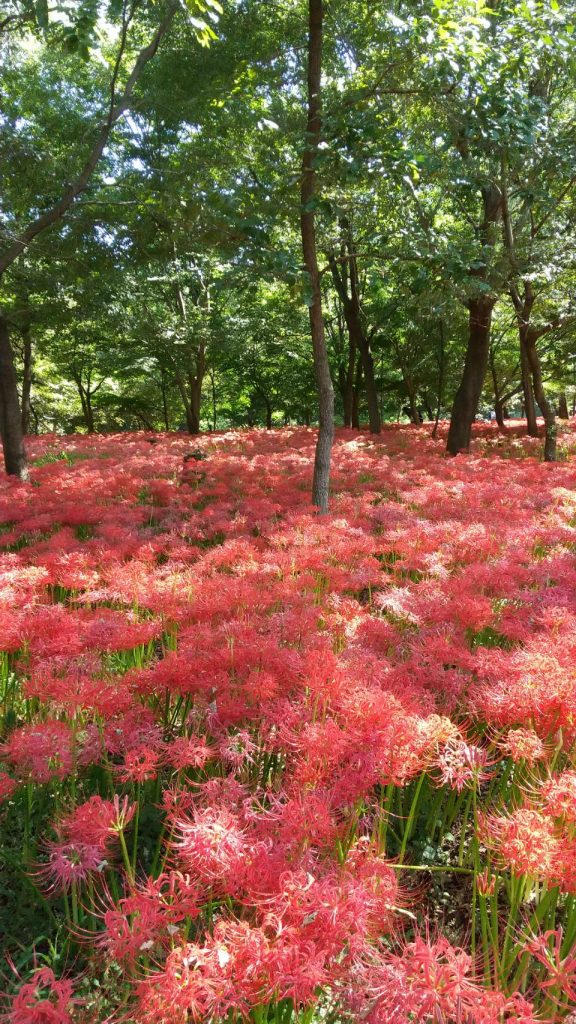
(489, 346), (507, 433)
(188, 380), (201, 434)
(558, 392), (569, 419)
(83, 389), (95, 433)
(520, 340), (538, 436)
(446, 297), (494, 454)
(21, 322), (32, 436)
(265, 398), (273, 430)
(300, 0), (334, 512)
(522, 326), (556, 461)
(159, 366), (170, 431)
(404, 375), (420, 423)
(447, 183), (501, 455)
(0, 314), (28, 479)
(210, 369), (217, 431)
(338, 331), (355, 426)
(432, 319), (445, 440)
(329, 220), (380, 434)
(352, 353), (362, 429)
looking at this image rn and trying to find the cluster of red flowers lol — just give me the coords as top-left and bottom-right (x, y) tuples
(1, 423), (576, 1023)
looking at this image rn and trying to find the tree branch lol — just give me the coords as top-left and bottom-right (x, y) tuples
(0, 0), (178, 276)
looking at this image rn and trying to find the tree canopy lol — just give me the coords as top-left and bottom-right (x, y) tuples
(1, 0), (575, 481)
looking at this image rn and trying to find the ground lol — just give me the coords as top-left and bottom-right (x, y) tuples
(1, 423), (576, 1023)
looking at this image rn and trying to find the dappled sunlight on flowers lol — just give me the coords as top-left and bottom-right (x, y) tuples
(2, 424), (576, 1021)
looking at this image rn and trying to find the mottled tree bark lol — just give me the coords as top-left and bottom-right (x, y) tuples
(328, 220), (380, 434)
(558, 393), (569, 419)
(446, 296), (495, 454)
(351, 353), (362, 429)
(0, 314), (28, 479)
(21, 321), (32, 436)
(447, 184), (502, 455)
(300, 0), (334, 511)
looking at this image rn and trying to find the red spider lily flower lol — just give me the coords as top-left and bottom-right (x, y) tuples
(5, 968), (77, 1024)
(171, 806), (248, 891)
(61, 794), (136, 851)
(482, 806), (562, 881)
(524, 927), (576, 1003)
(37, 839), (104, 893)
(541, 770), (576, 822)
(162, 736), (213, 771)
(1, 720), (73, 783)
(0, 771), (17, 802)
(435, 740), (490, 792)
(502, 728), (546, 765)
(116, 745), (160, 783)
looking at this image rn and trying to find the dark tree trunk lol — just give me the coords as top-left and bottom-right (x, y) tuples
(558, 392), (569, 419)
(522, 325), (556, 461)
(21, 322), (32, 436)
(489, 346), (507, 433)
(188, 382), (201, 434)
(329, 220), (380, 434)
(432, 319), (445, 440)
(188, 341), (205, 435)
(495, 400), (505, 430)
(338, 332), (356, 427)
(520, 340), (538, 436)
(264, 398), (273, 430)
(300, 0), (334, 512)
(352, 353), (362, 429)
(404, 375), (420, 424)
(82, 389), (95, 433)
(210, 370), (217, 431)
(447, 183), (501, 455)
(159, 366), (170, 431)
(446, 297), (495, 454)
(0, 314), (28, 479)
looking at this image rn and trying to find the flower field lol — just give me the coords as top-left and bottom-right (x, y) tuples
(3, 424), (576, 1023)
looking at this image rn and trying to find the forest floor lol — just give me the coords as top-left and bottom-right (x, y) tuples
(2, 422), (576, 1023)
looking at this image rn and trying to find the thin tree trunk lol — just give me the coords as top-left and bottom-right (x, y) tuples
(446, 297), (495, 454)
(328, 220), (380, 434)
(520, 338), (538, 436)
(558, 392), (569, 419)
(404, 374), (420, 423)
(21, 322), (32, 435)
(447, 183), (501, 455)
(352, 353), (362, 429)
(0, 314), (28, 479)
(300, 0), (334, 510)
(79, 385), (95, 433)
(489, 346), (507, 432)
(160, 366), (170, 431)
(522, 326), (557, 461)
(432, 319), (445, 439)
(210, 368), (217, 431)
(188, 340), (206, 435)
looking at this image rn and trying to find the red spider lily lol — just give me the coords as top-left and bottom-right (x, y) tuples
(4, 968), (77, 1024)
(501, 728), (547, 766)
(61, 794), (136, 850)
(117, 745), (160, 783)
(524, 928), (576, 1003)
(0, 771), (17, 802)
(1, 720), (73, 783)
